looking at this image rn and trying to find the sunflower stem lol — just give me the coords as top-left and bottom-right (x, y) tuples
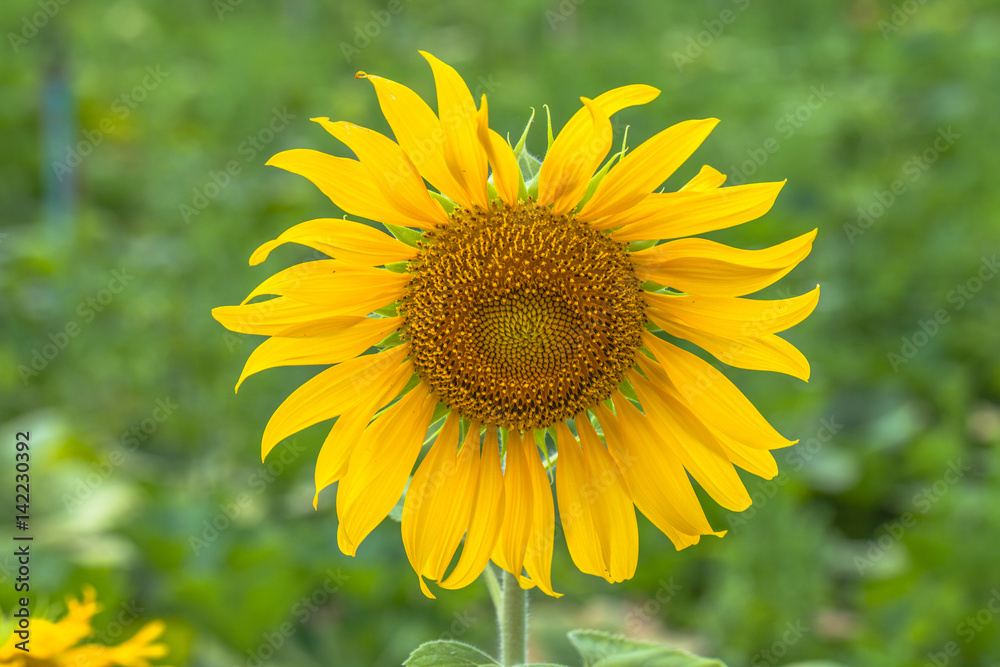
(483, 563), (503, 617)
(498, 569), (528, 666)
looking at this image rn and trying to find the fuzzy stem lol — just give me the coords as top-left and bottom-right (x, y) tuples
(498, 569), (528, 666)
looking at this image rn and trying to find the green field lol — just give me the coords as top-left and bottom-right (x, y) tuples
(2, 1), (999, 665)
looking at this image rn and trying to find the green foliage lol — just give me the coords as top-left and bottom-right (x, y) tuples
(2, 0), (999, 666)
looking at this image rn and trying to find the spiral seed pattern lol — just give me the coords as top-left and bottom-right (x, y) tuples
(400, 200), (645, 430)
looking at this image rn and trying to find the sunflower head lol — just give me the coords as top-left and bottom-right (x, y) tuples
(213, 51), (818, 598)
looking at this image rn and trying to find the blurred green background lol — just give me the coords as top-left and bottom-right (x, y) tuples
(2, 0), (999, 665)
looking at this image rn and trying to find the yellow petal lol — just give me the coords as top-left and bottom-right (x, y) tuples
(313, 358), (413, 504)
(579, 119), (718, 221)
(355, 71), (471, 208)
(631, 229), (817, 297)
(681, 165), (726, 191)
(477, 96), (520, 206)
(313, 118), (448, 229)
(537, 97), (612, 215)
(267, 149), (422, 228)
(628, 366), (751, 512)
(636, 352), (779, 479)
(607, 181), (786, 240)
(535, 85), (659, 215)
(575, 416), (638, 582)
(645, 287), (820, 337)
(554, 421), (604, 577)
(249, 218), (417, 266)
(521, 429), (560, 597)
(597, 398), (714, 538)
(241, 259), (408, 313)
(556, 419), (638, 583)
(439, 425), (506, 590)
(261, 344), (409, 460)
(641, 331), (796, 451)
(401, 413), (464, 594)
(492, 429), (534, 584)
(212, 296), (335, 336)
(644, 288), (818, 380)
(420, 51), (489, 209)
(336, 383), (438, 556)
(236, 317), (399, 391)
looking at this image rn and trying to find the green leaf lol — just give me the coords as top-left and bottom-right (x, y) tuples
(568, 630), (726, 667)
(404, 640), (501, 666)
(514, 664), (571, 666)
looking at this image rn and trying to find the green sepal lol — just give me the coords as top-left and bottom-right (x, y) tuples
(577, 126), (629, 210)
(375, 330), (403, 349)
(628, 239), (658, 252)
(374, 302), (398, 317)
(384, 260), (410, 273)
(429, 191), (456, 213)
(486, 180), (499, 201)
(617, 379), (638, 403)
(404, 641), (500, 667)
(511, 108), (538, 200)
(568, 630), (726, 667)
(383, 223), (424, 247)
(544, 103), (555, 151)
(534, 428), (555, 482)
(429, 402), (451, 428)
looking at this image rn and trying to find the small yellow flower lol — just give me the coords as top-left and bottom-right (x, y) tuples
(213, 52), (818, 598)
(0, 588), (169, 667)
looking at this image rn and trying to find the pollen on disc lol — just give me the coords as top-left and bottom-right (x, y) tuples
(400, 200), (646, 431)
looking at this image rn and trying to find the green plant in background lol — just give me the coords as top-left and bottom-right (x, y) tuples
(212, 52), (817, 665)
(3, 1), (999, 665)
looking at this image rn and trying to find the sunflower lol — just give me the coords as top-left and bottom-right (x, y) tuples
(212, 52), (818, 598)
(0, 588), (169, 667)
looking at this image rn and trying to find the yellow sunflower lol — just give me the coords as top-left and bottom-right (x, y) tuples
(0, 588), (169, 667)
(213, 52), (818, 598)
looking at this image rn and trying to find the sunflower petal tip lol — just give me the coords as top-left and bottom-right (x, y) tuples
(354, 71), (367, 79)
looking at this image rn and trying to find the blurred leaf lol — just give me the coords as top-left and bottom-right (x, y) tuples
(567, 630), (725, 667)
(404, 640), (500, 666)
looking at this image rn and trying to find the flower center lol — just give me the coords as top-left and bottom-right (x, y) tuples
(400, 200), (646, 430)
